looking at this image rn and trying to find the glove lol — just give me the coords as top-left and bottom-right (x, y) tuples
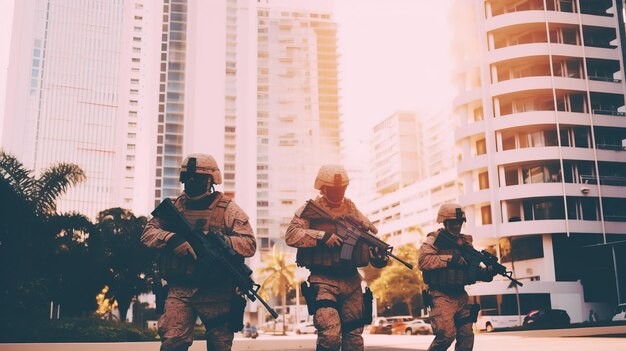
(369, 247), (389, 268)
(320, 232), (343, 248)
(478, 267), (496, 282)
(166, 233), (197, 260)
(448, 254), (468, 267)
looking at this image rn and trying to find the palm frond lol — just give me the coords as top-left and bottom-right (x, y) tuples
(0, 151), (36, 200)
(34, 163), (86, 214)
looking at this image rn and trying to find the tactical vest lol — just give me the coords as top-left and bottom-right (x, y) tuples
(422, 230), (474, 288)
(158, 192), (231, 285)
(296, 199), (370, 271)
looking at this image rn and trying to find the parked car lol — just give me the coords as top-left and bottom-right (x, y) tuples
(523, 309), (570, 328)
(475, 314), (521, 332)
(378, 316), (413, 335)
(369, 317), (392, 334)
(611, 303), (626, 322)
(403, 319), (433, 335)
(294, 322), (316, 334)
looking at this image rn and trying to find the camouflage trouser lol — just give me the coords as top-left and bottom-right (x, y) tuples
(427, 290), (474, 351)
(158, 287), (233, 351)
(310, 271), (364, 351)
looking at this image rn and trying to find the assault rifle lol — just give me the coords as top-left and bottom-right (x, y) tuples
(434, 230), (523, 287)
(300, 200), (413, 270)
(152, 198), (279, 319)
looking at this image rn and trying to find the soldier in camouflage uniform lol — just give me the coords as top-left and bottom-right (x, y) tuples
(418, 203), (495, 351)
(285, 164), (388, 351)
(141, 154), (256, 351)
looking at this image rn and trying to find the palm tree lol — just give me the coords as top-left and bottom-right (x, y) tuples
(0, 151), (88, 320)
(258, 245), (296, 335)
(93, 207), (155, 322)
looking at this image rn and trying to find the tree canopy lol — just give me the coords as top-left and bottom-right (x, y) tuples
(369, 243), (425, 316)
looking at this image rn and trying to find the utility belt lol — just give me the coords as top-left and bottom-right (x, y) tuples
(300, 281), (373, 332)
(423, 267), (474, 288)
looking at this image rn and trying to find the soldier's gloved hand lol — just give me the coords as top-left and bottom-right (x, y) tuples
(321, 232), (343, 248)
(370, 246), (386, 259)
(478, 267), (496, 282)
(369, 247), (389, 268)
(166, 233), (198, 260)
(448, 254), (468, 267)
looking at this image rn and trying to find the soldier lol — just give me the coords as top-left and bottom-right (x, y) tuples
(418, 203), (496, 351)
(285, 164), (388, 351)
(141, 154), (256, 351)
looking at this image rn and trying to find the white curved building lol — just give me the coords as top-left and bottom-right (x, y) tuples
(454, 0), (626, 323)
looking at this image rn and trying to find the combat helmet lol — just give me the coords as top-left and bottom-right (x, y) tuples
(179, 153), (222, 184)
(437, 202), (466, 223)
(314, 164), (349, 190)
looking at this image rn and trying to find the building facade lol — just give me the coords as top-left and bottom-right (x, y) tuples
(2, 0), (127, 219)
(255, 0), (341, 253)
(454, 0), (626, 323)
(363, 110), (461, 250)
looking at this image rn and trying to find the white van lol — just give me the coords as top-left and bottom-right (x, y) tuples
(475, 314), (521, 332)
(612, 304), (626, 322)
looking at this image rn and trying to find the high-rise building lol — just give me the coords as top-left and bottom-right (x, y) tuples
(454, 0), (626, 323)
(149, 0), (257, 222)
(2, 0), (127, 219)
(363, 110), (461, 248)
(371, 111), (423, 195)
(255, 0), (341, 253)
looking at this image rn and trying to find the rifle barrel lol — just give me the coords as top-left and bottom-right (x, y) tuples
(388, 252), (414, 270)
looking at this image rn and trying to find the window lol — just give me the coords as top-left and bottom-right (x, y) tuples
(481, 205), (492, 225)
(476, 139), (487, 155)
(479, 171), (489, 190)
(504, 167), (519, 186)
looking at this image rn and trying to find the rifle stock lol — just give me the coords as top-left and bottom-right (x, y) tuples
(301, 200), (413, 270)
(434, 230), (523, 287)
(152, 198), (279, 319)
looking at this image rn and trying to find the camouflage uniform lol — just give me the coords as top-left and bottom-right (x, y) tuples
(419, 229), (475, 351)
(142, 191), (256, 351)
(286, 195), (385, 351)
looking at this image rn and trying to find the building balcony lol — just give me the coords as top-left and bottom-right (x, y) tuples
(495, 146), (561, 165)
(588, 76), (622, 83)
(488, 42), (619, 65)
(460, 188), (491, 205)
(456, 119), (486, 140)
(497, 182), (565, 201)
(588, 79), (624, 95)
(491, 76), (587, 96)
(453, 87), (482, 107)
(500, 219), (569, 236)
(596, 143), (626, 151)
(592, 109), (626, 117)
(458, 154), (488, 174)
(485, 10), (580, 33)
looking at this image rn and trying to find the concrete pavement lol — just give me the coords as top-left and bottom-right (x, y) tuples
(1, 325), (625, 351)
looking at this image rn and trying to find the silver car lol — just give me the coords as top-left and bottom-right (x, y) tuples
(403, 319), (433, 335)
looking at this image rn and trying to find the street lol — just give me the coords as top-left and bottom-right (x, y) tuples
(1, 325), (625, 351)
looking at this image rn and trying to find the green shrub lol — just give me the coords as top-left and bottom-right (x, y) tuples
(0, 317), (158, 343)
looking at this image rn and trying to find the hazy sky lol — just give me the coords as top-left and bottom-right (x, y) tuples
(334, 0), (456, 164)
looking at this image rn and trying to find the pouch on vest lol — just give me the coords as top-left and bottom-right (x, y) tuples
(362, 287), (373, 325)
(228, 294), (247, 332)
(301, 281), (318, 316)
